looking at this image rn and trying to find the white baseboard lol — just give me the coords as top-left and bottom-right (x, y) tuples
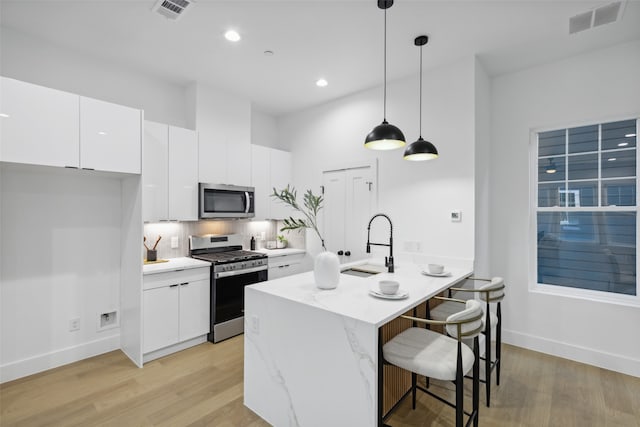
(143, 335), (208, 364)
(503, 329), (640, 378)
(0, 335), (120, 384)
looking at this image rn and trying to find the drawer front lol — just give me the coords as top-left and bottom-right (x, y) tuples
(268, 253), (305, 268)
(143, 267), (210, 290)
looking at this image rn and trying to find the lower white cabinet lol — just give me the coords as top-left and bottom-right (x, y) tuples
(267, 253), (306, 280)
(143, 267), (209, 354)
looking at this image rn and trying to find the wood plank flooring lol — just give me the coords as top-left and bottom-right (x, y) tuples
(1, 337), (638, 426)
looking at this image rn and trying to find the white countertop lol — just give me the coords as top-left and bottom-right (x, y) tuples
(255, 248), (306, 257)
(247, 261), (472, 327)
(143, 257), (211, 275)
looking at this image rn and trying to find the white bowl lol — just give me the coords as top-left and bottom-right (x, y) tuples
(378, 280), (400, 295)
(428, 264), (444, 274)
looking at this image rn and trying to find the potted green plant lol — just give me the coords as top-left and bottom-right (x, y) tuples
(271, 185), (339, 289)
(276, 234), (288, 249)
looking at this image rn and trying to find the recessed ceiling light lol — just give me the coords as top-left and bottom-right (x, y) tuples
(618, 142), (629, 147)
(608, 157), (617, 161)
(264, 50), (274, 56)
(0, 113), (9, 118)
(316, 79), (328, 87)
(625, 133), (637, 138)
(224, 30), (241, 42)
(98, 131), (107, 136)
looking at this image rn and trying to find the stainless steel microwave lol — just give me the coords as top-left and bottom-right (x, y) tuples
(199, 183), (255, 219)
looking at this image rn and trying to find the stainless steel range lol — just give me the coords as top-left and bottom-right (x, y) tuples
(189, 234), (268, 343)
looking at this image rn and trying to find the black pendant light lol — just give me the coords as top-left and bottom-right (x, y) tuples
(404, 35), (438, 161)
(364, 0), (406, 151)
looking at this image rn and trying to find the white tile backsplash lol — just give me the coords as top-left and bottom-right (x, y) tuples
(143, 219), (306, 260)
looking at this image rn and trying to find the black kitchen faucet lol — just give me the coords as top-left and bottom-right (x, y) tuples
(366, 213), (394, 273)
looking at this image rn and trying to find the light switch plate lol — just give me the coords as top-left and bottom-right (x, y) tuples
(171, 236), (179, 249)
(451, 210), (462, 222)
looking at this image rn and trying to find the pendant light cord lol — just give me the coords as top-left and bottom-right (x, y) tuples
(419, 44), (422, 138)
(383, 7), (387, 121)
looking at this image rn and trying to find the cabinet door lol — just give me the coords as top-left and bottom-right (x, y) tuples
(0, 77), (79, 168)
(169, 126), (198, 221)
(80, 96), (141, 174)
(251, 144), (270, 220)
(142, 121), (169, 222)
(143, 285), (179, 353)
(178, 279), (210, 341)
(269, 149), (293, 220)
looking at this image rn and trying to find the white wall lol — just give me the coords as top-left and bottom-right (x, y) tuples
(490, 40), (640, 377)
(1, 166), (122, 382)
(0, 27), (188, 127)
(279, 57), (477, 264)
(474, 59), (492, 277)
(252, 110), (282, 150)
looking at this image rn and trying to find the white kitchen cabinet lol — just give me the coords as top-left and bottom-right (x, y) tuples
(142, 121), (198, 222)
(251, 145), (293, 220)
(322, 166), (376, 260)
(142, 120), (169, 221)
(0, 76), (80, 168)
(143, 267), (210, 355)
(168, 126), (198, 221)
(143, 285), (180, 353)
(194, 85), (251, 186)
(178, 279), (209, 341)
(269, 148), (293, 219)
(0, 77), (142, 174)
(80, 96), (141, 174)
(267, 252), (306, 280)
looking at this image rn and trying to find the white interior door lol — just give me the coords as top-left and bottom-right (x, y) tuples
(322, 166), (375, 259)
(322, 170), (346, 253)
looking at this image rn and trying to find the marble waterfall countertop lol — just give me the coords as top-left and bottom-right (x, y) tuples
(244, 259), (473, 427)
(247, 260), (472, 327)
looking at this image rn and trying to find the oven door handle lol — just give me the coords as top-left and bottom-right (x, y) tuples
(215, 265), (267, 278)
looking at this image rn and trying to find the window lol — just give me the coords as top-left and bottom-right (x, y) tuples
(534, 119), (638, 298)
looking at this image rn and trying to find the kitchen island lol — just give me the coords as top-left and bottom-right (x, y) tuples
(244, 260), (473, 427)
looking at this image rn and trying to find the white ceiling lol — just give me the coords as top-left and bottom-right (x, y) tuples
(2, 0), (640, 116)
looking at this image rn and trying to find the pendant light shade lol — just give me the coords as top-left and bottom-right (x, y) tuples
(365, 120), (405, 150)
(365, 0), (406, 151)
(403, 35), (438, 161)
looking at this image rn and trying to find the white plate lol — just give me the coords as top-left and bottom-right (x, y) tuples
(421, 270), (451, 277)
(369, 289), (409, 300)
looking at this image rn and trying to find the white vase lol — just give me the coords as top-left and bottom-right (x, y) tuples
(314, 251), (340, 289)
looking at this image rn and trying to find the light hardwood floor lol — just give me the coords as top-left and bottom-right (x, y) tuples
(1, 337), (639, 426)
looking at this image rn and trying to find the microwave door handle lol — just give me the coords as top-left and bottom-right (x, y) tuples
(245, 192), (251, 213)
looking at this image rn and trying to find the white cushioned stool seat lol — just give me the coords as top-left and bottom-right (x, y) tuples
(383, 328), (475, 381)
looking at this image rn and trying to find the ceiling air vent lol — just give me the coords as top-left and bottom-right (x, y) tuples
(152, 0), (193, 20)
(569, 1), (626, 34)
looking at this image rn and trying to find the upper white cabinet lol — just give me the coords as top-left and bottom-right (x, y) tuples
(142, 120), (198, 222)
(168, 126), (198, 221)
(80, 97), (141, 174)
(0, 77), (142, 174)
(191, 83), (251, 186)
(251, 144), (293, 220)
(142, 120), (169, 221)
(0, 77), (80, 168)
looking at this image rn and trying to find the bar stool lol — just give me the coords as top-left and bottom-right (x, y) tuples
(429, 276), (505, 407)
(382, 299), (483, 427)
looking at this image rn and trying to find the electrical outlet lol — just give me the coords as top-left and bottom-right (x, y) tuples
(98, 311), (118, 331)
(171, 236), (179, 249)
(69, 318), (80, 332)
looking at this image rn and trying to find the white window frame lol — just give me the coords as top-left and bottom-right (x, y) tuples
(529, 116), (640, 307)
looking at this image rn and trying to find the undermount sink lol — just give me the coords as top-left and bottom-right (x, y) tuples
(341, 264), (386, 277)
